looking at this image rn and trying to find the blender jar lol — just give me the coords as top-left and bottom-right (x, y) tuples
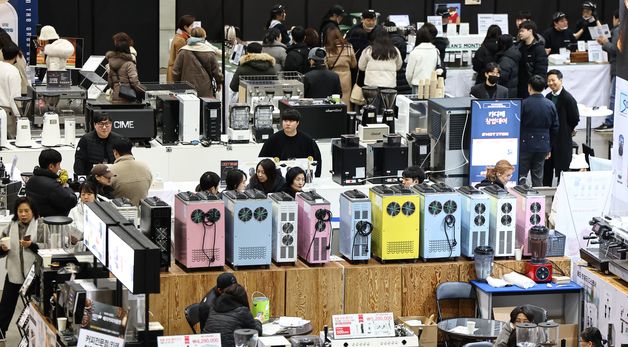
(474, 245), (494, 280)
(538, 322), (560, 347)
(528, 226), (549, 263)
(516, 323), (539, 347)
(234, 328), (258, 347)
(43, 216), (72, 250)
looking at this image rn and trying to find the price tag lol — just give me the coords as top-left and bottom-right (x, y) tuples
(77, 329), (124, 347)
(331, 312), (396, 339)
(158, 334), (222, 347)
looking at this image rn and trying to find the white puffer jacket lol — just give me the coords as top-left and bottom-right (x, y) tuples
(44, 39), (75, 71)
(358, 46), (402, 88)
(405, 42), (440, 86)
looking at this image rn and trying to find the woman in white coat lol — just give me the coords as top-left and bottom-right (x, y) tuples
(68, 181), (98, 251)
(358, 34), (402, 89)
(0, 197), (46, 337)
(406, 26), (440, 93)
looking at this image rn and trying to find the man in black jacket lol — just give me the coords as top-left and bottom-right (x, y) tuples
(259, 109), (322, 177)
(198, 272), (237, 330)
(346, 10), (384, 62)
(544, 69), (579, 186)
(26, 149), (77, 217)
(542, 12), (577, 55)
(284, 26), (309, 74)
(303, 48), (342, 98)
(319, 4), (346, 45)
(517, 21), (548, 98)
(519, 75), (559, 187)
(74, 113), (122, 176)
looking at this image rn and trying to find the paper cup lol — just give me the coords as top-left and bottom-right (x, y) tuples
(467, 321), (476, 334)
(0, 237), (9, 250)
(42, 254), (52, 268)
(57, 317), (67, 331)
(514, 248), (523, 261)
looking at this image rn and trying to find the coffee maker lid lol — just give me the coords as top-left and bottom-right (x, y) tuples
(300, 190), (325, 202)
(412, 183), (436, 194)
(390, 184), (413, 195)
(474, 245), (494, 255)
(270, 191), (294, 202)
(458, 185), (481, 195)
(244, 189), (267, 199)
(343, 189), (368, 199)
(43, 216), (73, 225)
(143, 196), (168, 206)
(481, 184), (507, 196)
(372, 185), (394, 195)
(176, 191), (201, 201)
(432, 182), (455, 193)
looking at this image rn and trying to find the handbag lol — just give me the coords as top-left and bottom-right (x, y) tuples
(191, 51), (218, 95)
(114, 69), (137, 101)
(350, 56), (365, 105)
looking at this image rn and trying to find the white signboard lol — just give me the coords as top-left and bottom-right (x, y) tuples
(158, 333), (222, 347)
(612, 77), (628, 215)
(77, 329), (125, 347)
(331, 312), (396, 339)
(427, 16), (444, 36)
(477, 13), (509, 34)
(588, 24), (611, 40)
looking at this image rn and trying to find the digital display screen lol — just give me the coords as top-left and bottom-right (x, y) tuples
(107, 229), (135, 293)
(83, 204), (107, 265)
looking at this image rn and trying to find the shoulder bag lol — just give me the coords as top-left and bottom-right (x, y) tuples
(191, 51), (218, 95)
(114, 69), (137, 101)
(350, 48), (365, 105)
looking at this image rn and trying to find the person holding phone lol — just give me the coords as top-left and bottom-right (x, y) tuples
(0, 197), (46, 337)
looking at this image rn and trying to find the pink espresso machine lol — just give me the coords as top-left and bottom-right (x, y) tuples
(174, 191), (226, 270)
(296, 191), (332, 264)
(509, 184), (546, 256)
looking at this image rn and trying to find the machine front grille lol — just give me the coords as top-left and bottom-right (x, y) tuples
(313, 238), (320, 261)
(430, 112), (442, 139)
(387, 241), (414, 254)
(320, 237), (328, 260)
(238, 246), (266, 260)
(448, 114), (467, 150)
(428, 240), (451, 253)
(191, 248), (220, 263)
(280, 246), (295, 259)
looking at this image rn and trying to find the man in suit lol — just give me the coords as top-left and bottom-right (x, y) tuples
(470, 62), (509, 99)
(544, 69), (580, 186)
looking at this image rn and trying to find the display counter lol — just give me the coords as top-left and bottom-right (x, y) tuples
(150, 257), (572, 336)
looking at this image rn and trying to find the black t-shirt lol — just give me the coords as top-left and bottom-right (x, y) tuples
(542, 27), (577, 55)
(575, 17), (598, 42)
(258, 130), (323, 177)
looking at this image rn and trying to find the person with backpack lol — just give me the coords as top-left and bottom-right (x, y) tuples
(172, 27), (223, 98)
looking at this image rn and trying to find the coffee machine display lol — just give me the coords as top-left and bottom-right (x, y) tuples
(509, 184), (546, 256)
(380, 89), (397, 133)
(174, 191), (226, 270)
(200, 97), (222, 141)
(413, 182), (462, 260)
(458, 186), (490, 258)
(31, 85), (86, 129)
(481, 185), (517, 257)
(228, 104), (251, 143)
(358, 87), (389, 143)
(366, 133), (408, 184)
(253, 104), (274, 143)
(269, 192), (298, 264)
(41, 93), (63, 147)
(525, 226), (553, 283)
(331, 135), (366, 186)
(339, 190), (372, 261)
(223, 189), (272, 268)
(140, 197), (172, 271)
(369, 185), (420, 261)
(296, 191), (332, 264)
(156, 95), (179, 145)
(176, 94), (200, 143)
(580, 217), (628, 274)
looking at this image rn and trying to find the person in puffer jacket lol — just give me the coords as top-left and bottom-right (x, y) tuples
(230, 42), (277, 92)
(358, 34), (402, 89)
(496, 34), (521, 98)
(202, 283), (262, 347)
(383, 21), (412, 94)
(43, 38), (74, 71)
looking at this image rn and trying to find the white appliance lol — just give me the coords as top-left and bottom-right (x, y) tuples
(269, 192), (298, 264)
(481, 185), (517, 257)
(358, 124), (389, 144)
(0, 108), (7, 148)
(227, 104), (251, 143)
(41, 112), (62, 147)
(64, 117), (76, 145)
(457, 186), (490, 258)
(15, 118), (33, 148)
(259, 336), (291, 347)
(176, 94), (200, 143)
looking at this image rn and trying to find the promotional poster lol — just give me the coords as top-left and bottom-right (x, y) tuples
(611, 77), (628, 215)
(5, 0), (38, 63)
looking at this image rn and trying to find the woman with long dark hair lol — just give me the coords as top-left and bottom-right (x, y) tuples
(494, 305), (535, 347)
(247, 159), (285, 194)
(358, 33), (402, 89)
(406, 26), (440, 93)
(324, 27), (357, 109)
(473, 24), (502, 84)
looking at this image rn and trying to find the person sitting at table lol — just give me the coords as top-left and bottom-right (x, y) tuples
(475, 160), (515, 190)
(201, 283), (263, 346)
(281, 166), (306, 198)
(198, 272), (238, 331)
(470, 63), (509, 100)
(247, 159), (285, 194)
(225, 169), (247, 192)
(580, 327), (607, 347)
(401, 165), (426, 189)
(86, 164), (115, 199)
(68, 181), (98, 251)
(494, 306), (535, 347)
(196, 171), (221, 195)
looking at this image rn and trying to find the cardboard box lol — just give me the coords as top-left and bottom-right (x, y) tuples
(396, 316), (437, 347)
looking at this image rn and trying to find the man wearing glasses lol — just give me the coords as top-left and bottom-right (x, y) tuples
(73, 114), (122, 176)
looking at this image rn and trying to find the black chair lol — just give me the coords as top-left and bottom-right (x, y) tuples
(436, 282), (478, 322)
(522, 304), (547, 324)
(184, 303), (201, 334)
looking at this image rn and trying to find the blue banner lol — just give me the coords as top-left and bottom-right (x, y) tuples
(6, 0), (38, 64)
(469, 99), (521, 185)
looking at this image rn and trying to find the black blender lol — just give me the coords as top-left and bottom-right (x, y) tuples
(380, 89), (397, 133)
(525, 225), (553, 283)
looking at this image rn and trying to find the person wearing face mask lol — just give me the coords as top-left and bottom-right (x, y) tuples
(26, 149), (78, 217)
(282, 167), (306, 198)
(0, 43), (22, 139)
(543, 12), (577, 55)
(543, 69), (580, 186)
(574, 1), (602, 42)
(470, 63), (509, 99)
(346, 10), (384, 63)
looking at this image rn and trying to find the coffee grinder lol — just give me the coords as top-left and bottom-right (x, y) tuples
(14, 96), (34, 148)
(253, 104), (274, 143)
(380, 89), (397, 133)
(228, 104), (251, 143)
(358, 87), (389, 143)
(41, 93), (62, 147)
(525, 225), (552, 283)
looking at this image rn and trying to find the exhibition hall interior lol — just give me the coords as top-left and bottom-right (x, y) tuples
(0, 0), (627, 346)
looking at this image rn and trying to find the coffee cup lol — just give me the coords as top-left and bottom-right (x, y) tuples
(57, 317), (67, 332)
(467, 321), (476, 334)
(0, 237), (9, 250)
(514, 248), (523, 261)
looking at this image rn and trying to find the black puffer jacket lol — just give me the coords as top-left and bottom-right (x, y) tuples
(472, 40), (499, 84)
(26, 167), (77, 217)
(73, 131), (122, 175)
(517, 40), (548, 98)
(230, 53), (277, 92)
(432, 37), (449, 79)
(201, 294), (262, 347)
(284, 43), (310, 74)
(496, 46), (521, 98)
(390, 32), (411, 94)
